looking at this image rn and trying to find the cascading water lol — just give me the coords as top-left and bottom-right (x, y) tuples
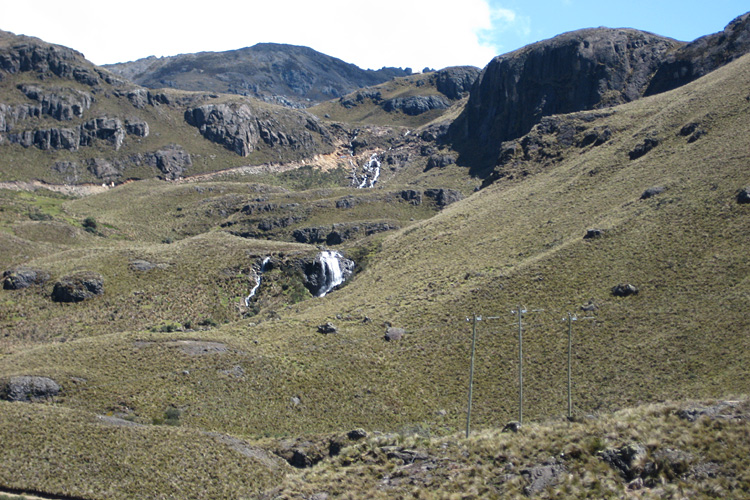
(244, 257), (271, 306)
(354, 153), (381, 189)
(316, 250), (345, 297)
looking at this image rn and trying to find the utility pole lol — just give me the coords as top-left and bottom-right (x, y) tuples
(466, 314), (478, 438)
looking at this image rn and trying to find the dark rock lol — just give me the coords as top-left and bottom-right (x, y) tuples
(629, 137), (660, 160)
(598, 443), (647, 481)
(0, 375), (61, 401)
(51, 271), (104, 302)
(612, 283), (639, 297)
(152, 145), (191, 180)
(737, 187), (750, 204)
(676, 401), (740, 422)
(384, 327), (406, 342)
(347, 428), (367, 440)
(382, 95), (451, 116)
(125, 118), (149, 137)
(185, 104), (259, 156)
(434, 66), (480, 99)
(679, 122), (706, 143)
(521, 464), (566, 496)
(3, 267), (49, 290)
(583, 228), (604, 239)
(640, 186), (666, 199)
(424, 188), (464, 208)
(425, 154), (457, 170)
(450, 28), (680, 165)
(0, 37), (100, 86)
(317, 322), (338, 334)
(578, 127), (612, 147)
(400, 189), (422, 205)
(502, 421), (521, 433)
(335, 197), (359, 209)
(646, 12), (750, 96)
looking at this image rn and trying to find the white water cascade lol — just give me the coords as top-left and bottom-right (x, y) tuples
(316, 250), (345, 297)
(354, 153), (381, 189)
(244, 257), (271, 306)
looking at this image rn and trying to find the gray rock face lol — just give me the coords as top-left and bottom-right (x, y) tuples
(0, 375), (61, 401)
(646, 12), (750, 95)
(424, 188), (464, 208)
(185, 104), (260, 156)
(302, 253), (355, 297)
(2, 267), (49, 289)
(0, 33), (101, 86)
(51, 271), (104, 302)
(434, 66), (480, 99)
(450, 28), (681, 166)
(382, 95), (451, 115)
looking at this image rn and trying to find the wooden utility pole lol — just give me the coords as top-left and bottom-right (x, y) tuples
(466, 314), (478, 438)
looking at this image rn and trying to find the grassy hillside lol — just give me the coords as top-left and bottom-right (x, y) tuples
(0, 46), (748, 500)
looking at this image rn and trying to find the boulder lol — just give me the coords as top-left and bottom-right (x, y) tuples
(2, 267), (49, 290)
(384, 327), (406, 342)
(612, 283), (639, 297)
(629, 138), (660, 160)
(640, 186), (666, 199)
(0, 376), (61, 401)
(51, 271), (104, 302)
(400, 189), (422, 205)
(425, 154), (457, 171)
(737, 187), (750, 204)
(317, 322), (338, 334)
(583, 228), (604, 239)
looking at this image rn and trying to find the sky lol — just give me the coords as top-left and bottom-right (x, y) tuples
(1, 0), (748, 71)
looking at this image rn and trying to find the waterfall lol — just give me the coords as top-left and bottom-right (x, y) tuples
(244, 257), (271, 306)
(354, 153), (381, 189)
(316, 250), (345, 297)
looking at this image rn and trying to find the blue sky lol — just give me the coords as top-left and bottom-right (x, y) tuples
(1, 1), (748, 71)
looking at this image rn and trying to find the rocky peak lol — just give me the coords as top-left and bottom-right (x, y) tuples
(448, 28), (682, 168)
(646, 11), (750, 95)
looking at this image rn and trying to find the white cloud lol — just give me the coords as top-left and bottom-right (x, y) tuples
(1, 0), (509, 70)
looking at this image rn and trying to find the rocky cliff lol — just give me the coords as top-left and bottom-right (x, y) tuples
(645, 12), (750, 95)
(448, 28), (682, 169)
(104, 43), (411, 107)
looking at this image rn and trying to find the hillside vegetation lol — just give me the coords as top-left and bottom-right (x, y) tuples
(0, 15), (749, 500)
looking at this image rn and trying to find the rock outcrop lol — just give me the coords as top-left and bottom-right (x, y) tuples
(185, 103), (330, 157)
(0, 375), (61, 401)
(382, 95), (451, 116)
(51, 271), (104, 302)
(434, 66), (481, 99)
(449, 28), (681, 167)
(2, 267), (50, 289)
(646, 12), (750, 96)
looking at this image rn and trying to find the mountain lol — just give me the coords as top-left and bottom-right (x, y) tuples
(1, 11), (750, 499)
(103, 43), (412, 107)
(448, 12), (750, 172)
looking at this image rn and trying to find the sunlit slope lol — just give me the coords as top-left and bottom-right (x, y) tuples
(1, 54), (748, 443)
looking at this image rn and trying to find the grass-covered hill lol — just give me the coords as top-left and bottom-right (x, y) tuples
(0, 19), (749, 500)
